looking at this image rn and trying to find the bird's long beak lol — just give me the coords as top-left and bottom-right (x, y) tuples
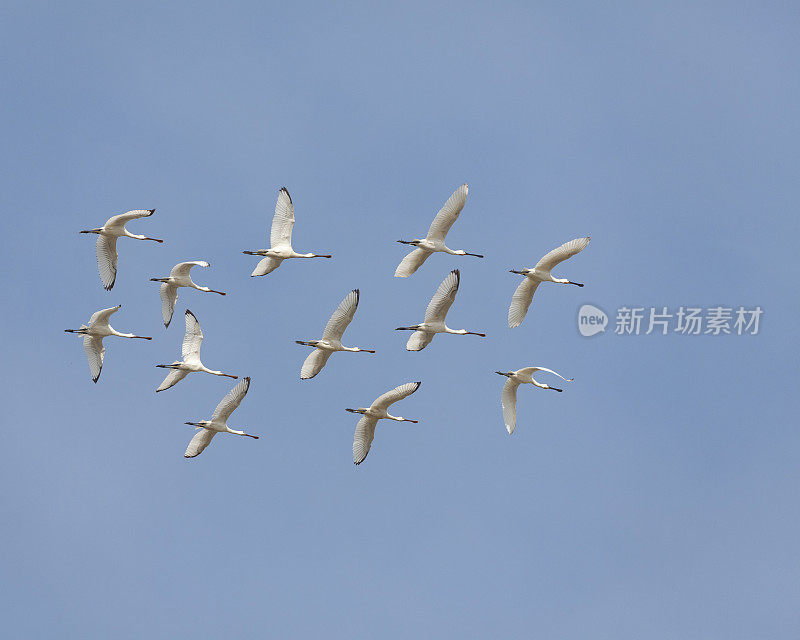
(143, 237), (164, 243)
(567, 281), (584, 287)
(221, 373), (238, 379)
(243, 433), (259, 439)
(467, 332), (486, 337)
(360, 349), (376, 353)
(208, 289), (226, 295)
(465, 252), (484, 258)
(549, 387), (563, 392)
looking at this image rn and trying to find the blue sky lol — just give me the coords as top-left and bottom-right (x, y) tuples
(2, 1), (799, 637)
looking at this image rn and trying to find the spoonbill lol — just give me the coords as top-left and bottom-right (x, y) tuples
(80, 209), (163, 290)
(396, 269), (485, 351)
(495, 367), (574, 434)
(296, 289), (375, 380)
(508, 236), (590, 328)
(184, 377), (258, 458)
(64, 305), (152, 383)
(150, 261), (225, 328)
(395, 184), (483, 277)
(156, 310), (238, 392)
(348, 381), (422, 465)
(243, 187), (331, 277)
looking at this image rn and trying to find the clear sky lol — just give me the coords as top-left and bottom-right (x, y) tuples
(2, 1), (799, 638)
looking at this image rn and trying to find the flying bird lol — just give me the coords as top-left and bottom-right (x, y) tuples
(80, 209), (163, 290)
(495, 367), (574, 434)
(64, 305), (152, 383)
(296, 289), (375, 380)
(150, 261), (225, 328)
(184, 377), (258, 458)
(243, 187), (331, 277)
(348, 381), (422, 465)
(508, 236), (590, 328)
(155, 310), (238, 392)
(396, 269), (485, 351)
(395, 183), (482, 277)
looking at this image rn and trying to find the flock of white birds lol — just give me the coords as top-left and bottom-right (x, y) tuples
(66, 185), (589, 463)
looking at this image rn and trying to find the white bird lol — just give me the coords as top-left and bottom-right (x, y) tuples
(150, 261), (225, 328)
(155, 309), (238, 392)
(348, 381), (422, 465)
(508, 236), (591, 328)
(64, 305), (152, 383)
(295, 289), (375, 380)
(395, 184), (482, 277)
(80, 209), (163, 290)
(395, 269), (485, 351)
(184, 377), (258, 458)
(495, 367), (574, 434)
(243, 187), (331, 277)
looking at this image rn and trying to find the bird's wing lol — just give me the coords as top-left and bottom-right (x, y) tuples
(211, 376), (251, 422)
(370, 381), (421, 412)
(170, 261), (209, 278)
(156, 368), (189, 392)
(406, 330), (434, 351)
(394, 248), (432, 278)
(300, 349), (332, 380)
(251, 256), (283, 277)
(270, 187), (295, 249)
(185, 428), (216, 458)
(508, 278), (540, 328)
(519, 366), (574, 382)
(88, 305), (121, 327)
(83, 336), (105, 383)
(160, 283), (178, 328)
(104, 209), (154, 229)
(95, 234), (118, 290)
(424, 269), (460, 322)
(353, 416), (378, 465)
(425, 183), (468, 241)
(534, 236), (591, 271)
(181, 310), (203, 359)
(501, 378), (520, 434)
(322, 289), (359, 340)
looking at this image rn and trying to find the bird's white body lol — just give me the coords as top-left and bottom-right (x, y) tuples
(80, 209), (163, 290)
(395, 184), (483, 277)
(496, 366), (574, 434)
(396, 269), (485, 351)
(244, 187), (331, 277)
(64, 305), (152, 382)
(156, 310), (237, 392)
(508, 236), (591, 328)
(184, 377), (258, 458)
(296, 289), (375, 379)
(150, 261), (225, 327)
(348, 381), (422, 465)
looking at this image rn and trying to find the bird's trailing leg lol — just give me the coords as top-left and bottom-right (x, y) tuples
(509, 269), (525, 275)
